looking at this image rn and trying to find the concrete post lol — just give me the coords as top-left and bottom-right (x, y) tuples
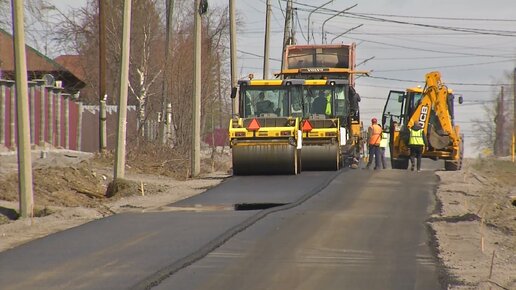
(47, 87), (54, 146)
(63, 94), (70, 149)
(29, 82), (35, 145)
(0, 81), (6, 147)
(36, 80), (45, 147)
(191, 0), (202, 177)
(76, 102), (83, 151)
(11, 0), (34, 218)
(55, 88), (62, 148)
(10, 85), (16, 149)
(166, 103), (172, 144)
(114, 0), (132, 179)
(263, 0), (271, 79)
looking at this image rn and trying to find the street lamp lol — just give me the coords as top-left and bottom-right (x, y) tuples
(321, 4), (357, 44)
(307, 0), (333, 44)
(330, 24), (363, 43)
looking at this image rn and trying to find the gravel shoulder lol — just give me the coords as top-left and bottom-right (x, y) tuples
(431, 158), (516, 290)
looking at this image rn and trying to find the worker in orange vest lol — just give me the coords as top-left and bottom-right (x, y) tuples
(365, 117), (382, 170)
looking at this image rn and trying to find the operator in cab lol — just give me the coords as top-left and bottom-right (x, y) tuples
(255, 92), (275, 116)
(312, 90), (331, 116)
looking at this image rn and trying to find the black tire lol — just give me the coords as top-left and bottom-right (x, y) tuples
(391, 158), (409, 169)
(444, 160), (459, 171)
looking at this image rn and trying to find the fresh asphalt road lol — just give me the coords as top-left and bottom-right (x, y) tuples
(0, 162), (443, 290)
(156, 166), (442, 290)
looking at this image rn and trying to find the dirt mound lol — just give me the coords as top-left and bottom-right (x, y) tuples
(0, 161), (107, 209)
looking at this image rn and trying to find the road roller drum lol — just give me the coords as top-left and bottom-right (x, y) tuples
(232, 142), (298, 175)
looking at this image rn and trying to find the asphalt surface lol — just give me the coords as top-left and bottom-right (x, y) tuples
(0, 171), (339, 290)
(156, 167), (442, 290)
(0, 164), (443, 290)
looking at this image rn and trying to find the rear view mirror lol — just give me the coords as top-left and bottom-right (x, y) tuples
(230, 87), (237, 99)
(398, 94), (404, 102)
(458, 96), (463, 104)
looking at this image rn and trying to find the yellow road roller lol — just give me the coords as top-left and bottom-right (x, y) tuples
(229, 79), (304, 175)
(299, 78), (363, 170)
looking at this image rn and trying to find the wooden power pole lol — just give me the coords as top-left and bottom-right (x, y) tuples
(98, 0), (107, 152)
(11, 0), (34, 218)
(160, 0), (175, 144)
(229, 0), (238, 116)
(114, 0), (132, 179)
(280, 0), (294, 73)
(495, 86), (505, 156)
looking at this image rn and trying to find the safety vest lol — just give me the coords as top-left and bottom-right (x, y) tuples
(409, 128), (425, 146)
(325, 94), (332, 115)
(368, 124), (382, 145)
(379, 132), (388, 148)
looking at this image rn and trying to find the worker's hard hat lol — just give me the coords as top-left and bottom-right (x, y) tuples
(371, 117), (377, 123)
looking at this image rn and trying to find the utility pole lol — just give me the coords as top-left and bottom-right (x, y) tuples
(11, 0), (34, 218)
(114, 0), (132, 180)
(494, 86), (505, 156)
(98, 0), (107, 153)
(191, 0), (202, 177)
(280, 0), (294, 73)
(229, 0), (238, 116)
(263, 0), (271, 79)
(160, 0), (175, 144)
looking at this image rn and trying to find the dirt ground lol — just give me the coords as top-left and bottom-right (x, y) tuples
(431, 158), (516, 290)
(0, 148), (515, 289)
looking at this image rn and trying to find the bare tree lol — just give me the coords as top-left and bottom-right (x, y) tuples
(51, 0), (232, 152)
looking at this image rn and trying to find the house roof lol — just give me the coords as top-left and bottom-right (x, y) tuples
(54, 55), (87, 82)
(0, 27), (69, 73)
(0, 27), (85, 91)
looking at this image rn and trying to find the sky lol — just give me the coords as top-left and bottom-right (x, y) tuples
(51, 0), (516, 157)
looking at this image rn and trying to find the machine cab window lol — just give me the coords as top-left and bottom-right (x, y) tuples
(241, 86), (302, 118)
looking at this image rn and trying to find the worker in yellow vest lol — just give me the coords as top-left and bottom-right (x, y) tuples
(408, 122), (428, 172)
(365, 117), (382, 170)
(379, 125), (388, 169)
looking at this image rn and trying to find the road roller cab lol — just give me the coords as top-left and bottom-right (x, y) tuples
(229, 79), (304, 175)
(299, 79), (348, 170)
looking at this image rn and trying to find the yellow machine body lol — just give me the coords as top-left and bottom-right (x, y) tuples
(382, 71), (464, 170)
(229, 79), (303, 175)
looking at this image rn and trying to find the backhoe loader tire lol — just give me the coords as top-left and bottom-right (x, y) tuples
(391, 158), (409, 170)
(444, 160), (459, 171)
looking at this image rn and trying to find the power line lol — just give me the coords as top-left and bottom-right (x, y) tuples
(367, 76), (512, 87)
(346, 11), (516, 23)
(289, 1), (516, 37)
(340, 35), (514, 58)
(374, 59), (516, 73)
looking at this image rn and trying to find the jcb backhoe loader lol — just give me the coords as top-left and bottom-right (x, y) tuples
(381, 71), (464, 170)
